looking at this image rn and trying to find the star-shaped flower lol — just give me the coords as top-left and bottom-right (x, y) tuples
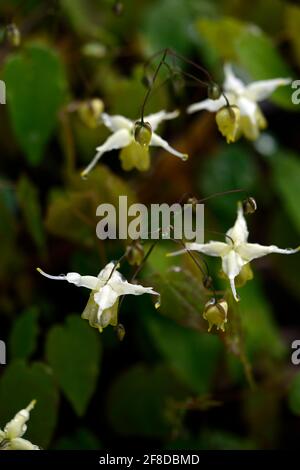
(187, 64), (291, 141)
(81, 110), (188, 177)
(171, 204), (299, 301)
(37, 262), (158, 332)
(0, 401), (39, 450)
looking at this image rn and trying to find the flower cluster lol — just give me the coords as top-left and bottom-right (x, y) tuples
(37, 60), (297, 337)
(80, 64), (290, 178)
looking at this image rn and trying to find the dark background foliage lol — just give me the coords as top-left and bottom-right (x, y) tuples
(0, 0), (300, 450)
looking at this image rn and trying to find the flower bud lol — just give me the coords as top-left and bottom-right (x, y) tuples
(215, 105), (240, 143)
(113, 1), (123, 15)
(115, 323), (126, 341)
(208, 82), (221, 100)
(126, 240), (144, 266)
(203, 298), (228, 332)
(187, 197), (199, 206)
(134, 121), (152, 147)
(6, 23), (21, 47)
(4, 401), (36, 440)
(203, 275), (213, 290)
(141, 75), (152, 89)
(242, 197), (257, 215)
(78, 98), (104, 128)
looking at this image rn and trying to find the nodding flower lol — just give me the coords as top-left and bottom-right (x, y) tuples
(37, 262), (158, 332)
(81, 109), (188, 177)
(170, 203), (299, 302)
(187, 63), (291, 142)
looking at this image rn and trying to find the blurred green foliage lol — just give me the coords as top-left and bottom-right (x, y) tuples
(0, 0), (300, 451)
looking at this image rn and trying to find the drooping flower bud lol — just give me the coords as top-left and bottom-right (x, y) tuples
(141, 74), (152, 89)
(78, 98), (104, 128)
(134, 121), (152, 147)
(203, 275), (213, 290)
(207, 82), (221, 100)
(126, 240), (144, 266)
(6, 23), (21, 47)
(115, 323), (126, 341)
(203, 298), (228, 332)
(187, 197), (199, 206)
(113, 1), (124, 15)
(242, 197), (257, 215)
(215, 105), (240, 143)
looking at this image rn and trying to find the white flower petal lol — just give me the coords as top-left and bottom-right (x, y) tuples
(186, 241), (230, 257)
(144, 110), (179, 131)
(113, 279), (158, 297)
(237, 243), (300, 262)
(9, 437), (39, 450)
(244, 78), (291, 102)
(101, 113), (132, 132)
(237, 96), (258, 123)
(226, 204), (249, 245)
(222, 250), (245, 301)
(97, 261), (121, 283)
(94, 284), (119, 316)
(66, 274), (100, 289)
(187, 96), (226, 114)
(4, 401), (35, 440)
(38, 268), (99, 290)
(150, 132), (188, 160)
(223, 63), (245, 94)
(81, 129), (132, 178)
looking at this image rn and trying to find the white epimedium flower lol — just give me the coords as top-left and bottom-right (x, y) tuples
(187, 64), (291, 141)
(171, 204), (299, 302)
(37, 262), (158, 332)
(0, 400), (39, 450)
(81, 110), (188, 177)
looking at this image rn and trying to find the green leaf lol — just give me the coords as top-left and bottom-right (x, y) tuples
(238, 279), (285, 359)
(46, 315), (101, 416)
(149, 268), (207, 326)
(9, 307), (39, 360)
(199, 144), (259, 222)
(198, 429), (256, 450)
(143, 311), (222, 394)
(270, 210), (300, 301)
(4, 42), (67, 165)
(170, 430), (256, 450)
(54, 428), (102, 450)
(16, 175), (46, 252)
(143, 0), (197, 55)
(243, 387), (280, 446)
(197, 16), (246, 62)
(0, 193), (19, 279)
(46, 165), (136, 245)
(98, 66), (168, 119)
(0, 360), (59, 448)
(107, 364), (186, 438)
(197, 17), (293, 109)
(60, 0), (115, 44)
(284, 4), (300, 67)
(288, 372), (300, 416)
(236, 32), (294, 110)
(272, 151), (300, 234)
